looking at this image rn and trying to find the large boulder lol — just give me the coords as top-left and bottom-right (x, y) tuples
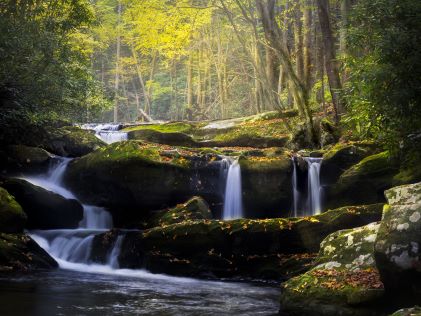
(148, 196), (212, 227)
(240, 154), (293, 218)
(391, 307), (421, 316)
(280, 223), (384, 316)
(0, 187), (27, 233)
(127, 129), (199, 147)
(96, 204), (383, 280)
(0, 145), (52, 174)
(320, 141), (381, 185)
(0, 233), (57, 272)
(325, 152), (400, 209)
(375, 182), (421, 303)
(43, 126), (105, 157)
(1, 178), (83, 229)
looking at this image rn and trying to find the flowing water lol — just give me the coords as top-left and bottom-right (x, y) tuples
(291, 156), (323, 216)
(9, 157), (280, 315)
(80, 123), (128, 144)
(222, 158), (244, 220)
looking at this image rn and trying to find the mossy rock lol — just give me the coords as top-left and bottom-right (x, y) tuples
(114, 204), (382, 279)
(127, 129), (199, 147)
(42, 126), (106, 157)
(375, 182), (421, 303)
(148, 196), (212, 227)
(0, 187), (26, 233)
(1, 178), (83, 229)
(0, 233), (57, 272)
(391, 306), (421, 316)
(0, 145), (52, 174)
(123, 122), (198, 134)
(280, 223), (385, 316)
(321, 141), (381, 185)
(325, 152), (400, 209)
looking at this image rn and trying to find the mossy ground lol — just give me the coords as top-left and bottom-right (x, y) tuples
(0, 187), (26, 233)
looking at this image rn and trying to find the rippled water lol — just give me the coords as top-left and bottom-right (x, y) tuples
(0, 270), (280, 316)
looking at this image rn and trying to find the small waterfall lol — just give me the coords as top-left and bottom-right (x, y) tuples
(291, 156), (323, 217)
(80, 123), (128, 144)
(222, 158), (244, 220)
(306, 157), (322, 215)
(107, 235), (124, 269)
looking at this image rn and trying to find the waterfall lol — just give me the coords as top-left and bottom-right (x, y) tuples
(291, 156), (323, 217)
(107, 235), (124, 269)
(24, 157), (124, 270)
(222, 158), (244, 220)
(306, 157), (322, 215)
(80, 123), (128, 144)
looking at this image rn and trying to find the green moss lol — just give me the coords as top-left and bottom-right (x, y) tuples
(239, 155), (291, 172)
(123, 122), (197, 134)
(0, 187), (27, 233)
(342, 151), (391, 177)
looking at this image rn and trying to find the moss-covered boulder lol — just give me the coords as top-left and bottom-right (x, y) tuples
(0, 145), (52, 174)
(0, 233), (57, 272)
(148, 196), (212, 227)
(127, 129), (199, 147)
(325, 152), (400, 209)
(375, 182), (421, 303)
(0, 187), (27, 233)
(391, 307), (421, 316)
(1, 178), (83, 229)
(111, 204), (382, 279)
(321, 141), (381, 185)
(240, 153), (293, 217)
(42, 126), (105, 157)
(280, 223), (385, 316)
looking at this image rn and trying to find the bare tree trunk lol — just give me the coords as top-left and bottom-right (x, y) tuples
(303, 0), (313, 89)
(186, 52), (193, 120)
(131, 47), (151, 114)
(316, 0), (343, 121)
(294, 1), (304, 82)
(113, 1), (121, 123)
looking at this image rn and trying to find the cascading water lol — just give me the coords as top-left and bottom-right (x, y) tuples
(80, 123), (128, 144)
(222, 158), (244, 220)
(23, 157), (121, 270)
(291, 156), (323, 217)
(306, 157), (322, 215)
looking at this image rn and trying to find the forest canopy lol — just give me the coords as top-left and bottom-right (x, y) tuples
(0, 0), (420, 153)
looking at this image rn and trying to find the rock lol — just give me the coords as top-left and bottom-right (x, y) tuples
(112, 204), (382, 279)
(280, 223), (384, 316)
(205, 134), (290, 148)
(0, 145), (52, 174)
(1, 178), (83, 229)
(325, 152), (400, 209)
(319, 117), (339, 148)
(240, 154), (293, 218)
(63, 141), (293, 225)
(391, 306), (421, 316)
(0, 233), (57, 272)
(321, 141), (381, 185)
(127, 129), (199, 147)
(375, 182), (421, 303)
(148, 196), (212, 227)
(0, 187), (27, 233)
(43, 126), (105, 157)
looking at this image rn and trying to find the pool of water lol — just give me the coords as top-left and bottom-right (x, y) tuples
(0, 269), (280, 316)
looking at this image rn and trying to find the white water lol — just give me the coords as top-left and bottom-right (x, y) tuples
(107, 235), (124, 269)
(222, 158), (244, 220)
(80, 123), (128, 144)
(291, 156), (323, 216)
(306, 157), (322, 215)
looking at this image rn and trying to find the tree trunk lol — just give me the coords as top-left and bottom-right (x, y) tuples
(316, 0), (343, 121)
(303, 0), (313, 89)
(113, 1), (121, 123)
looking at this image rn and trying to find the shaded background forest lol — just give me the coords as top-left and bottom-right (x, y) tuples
(0, 0), (420, 153)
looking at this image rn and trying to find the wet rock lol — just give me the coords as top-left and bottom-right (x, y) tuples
(127, 129), (199, 147)
(280, 223), (384, 316)
(325, 152), (400, 209)
(43, 126), (105, 157)
(0, 145), (53, 174)
(0, 187), (27, 233)
(148, 196), (212, 227)
(1, 178), (83, 229)
(390, 306), (421, 316)
(375, 182), (421, 303)
(114, 203), (382, 280)
(0, 233), (57, 272)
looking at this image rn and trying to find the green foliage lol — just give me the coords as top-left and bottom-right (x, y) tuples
(0, 0), (112, 122)
(344, 0), (421, 152)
